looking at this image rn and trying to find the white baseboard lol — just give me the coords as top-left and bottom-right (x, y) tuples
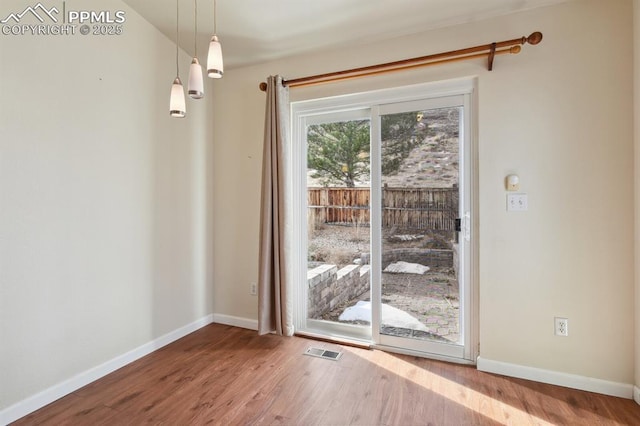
(477, 356), (634, 399)
(0, 314), (215, 426)
(634, 385), (640, 405)
(212, 313), (258, 331)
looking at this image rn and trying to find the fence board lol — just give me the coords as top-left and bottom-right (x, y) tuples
(308, 187), (458, 230)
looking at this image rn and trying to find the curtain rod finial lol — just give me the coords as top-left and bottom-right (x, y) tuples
(527, 31), (543, 45)
(259, 82), (267, 92)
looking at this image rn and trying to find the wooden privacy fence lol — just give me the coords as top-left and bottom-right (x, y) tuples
(308, 187), (458, 231)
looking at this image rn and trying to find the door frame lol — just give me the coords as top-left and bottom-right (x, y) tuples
(290, 77), (479, 363)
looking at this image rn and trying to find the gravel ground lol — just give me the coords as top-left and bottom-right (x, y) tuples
(308, 225), (370, 267)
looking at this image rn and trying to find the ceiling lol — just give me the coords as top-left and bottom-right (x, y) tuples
(122, 0), (569, 70)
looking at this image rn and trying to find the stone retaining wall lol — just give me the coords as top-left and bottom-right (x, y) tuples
(360, 248), (453, 269)
(307, 264), (370, 319)
(307, 248), (453, 318)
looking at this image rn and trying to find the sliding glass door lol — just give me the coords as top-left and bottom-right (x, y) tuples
(292, 80), (476, 362)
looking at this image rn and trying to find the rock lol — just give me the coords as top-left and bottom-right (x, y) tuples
(383, 261), (430, 275)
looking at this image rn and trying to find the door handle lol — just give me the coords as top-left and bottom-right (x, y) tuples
(454, 214), (471, 242)
(463, 212), (471, 242)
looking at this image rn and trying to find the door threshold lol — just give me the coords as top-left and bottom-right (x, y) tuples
(294, 330), (373, 350)
(295, 330), (476, 366)
(373, 343), (476, 366)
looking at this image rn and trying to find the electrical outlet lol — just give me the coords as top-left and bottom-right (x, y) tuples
(250, 283), (257, 296)
(554, 317), (568, 336)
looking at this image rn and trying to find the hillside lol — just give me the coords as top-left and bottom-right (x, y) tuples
(307, 107), (459, 189)
(382, 108), (459, 188)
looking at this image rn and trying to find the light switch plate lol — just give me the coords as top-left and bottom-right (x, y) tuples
(507, 193), (528, 211)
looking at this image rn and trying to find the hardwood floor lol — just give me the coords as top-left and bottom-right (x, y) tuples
(13, 324), (640, 425)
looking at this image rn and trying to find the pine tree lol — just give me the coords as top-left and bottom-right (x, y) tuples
(307, 120), (370, 187)
(306, 113), (429, 187)
(381, 111), (429, 175)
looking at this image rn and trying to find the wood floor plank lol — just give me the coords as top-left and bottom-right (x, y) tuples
(11, 324), (640, 425)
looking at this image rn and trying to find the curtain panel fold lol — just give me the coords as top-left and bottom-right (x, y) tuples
(258, 75), (294, 336)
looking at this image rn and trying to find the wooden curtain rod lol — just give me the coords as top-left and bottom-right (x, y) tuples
(258, 31), (542, 91)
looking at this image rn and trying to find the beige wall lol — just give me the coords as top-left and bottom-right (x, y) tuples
(0, 0), (215, 410)
(213, 0), (636, 384)
(635, 0), (640, 397)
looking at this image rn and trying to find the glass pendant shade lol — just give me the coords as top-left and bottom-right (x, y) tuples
(207, 35), (223, 78)
(188, 58), (205, 99)
(170, 77), (186, 118)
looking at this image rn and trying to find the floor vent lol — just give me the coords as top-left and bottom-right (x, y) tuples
(304, 347), (343, 361)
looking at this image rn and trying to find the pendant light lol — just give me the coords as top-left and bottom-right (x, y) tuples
(206, 0), (223, 78)
(188, 0), (204, 99)
(170, 0), (186, 117)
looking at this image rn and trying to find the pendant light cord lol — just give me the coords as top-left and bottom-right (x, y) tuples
(176, 0), (179, 77)
(213, 0), (217, 34)
(194, 0), (198, 56)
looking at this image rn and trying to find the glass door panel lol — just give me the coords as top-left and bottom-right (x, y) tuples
(374, 98), (467, 359)
(304, 113), (372, 340)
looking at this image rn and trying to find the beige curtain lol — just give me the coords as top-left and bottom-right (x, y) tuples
(258, 76), (293, 336)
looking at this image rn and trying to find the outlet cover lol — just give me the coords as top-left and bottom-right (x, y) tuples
(554, 317), (568, 336)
